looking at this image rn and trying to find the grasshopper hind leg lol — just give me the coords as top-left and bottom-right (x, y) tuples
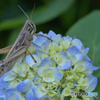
(0, 65), (4, 74)
(0, 62), (9, 77)
(0, 57), (19, 77)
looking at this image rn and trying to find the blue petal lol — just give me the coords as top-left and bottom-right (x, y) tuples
(0, 74), (10, 89)
(52, 67), (63, 82)
(54, 52), (67, 64)
(25, 89), (35, 100)
(85, 75), (97, 91)
(81, 47), (89, 56)
(31, 80), (50, 99)
(41, 39), (50, 50)
(33, 83), (49, 99)
(82, 62), (94, 75)
(83, 55), (92, 63)
(84, 47), (89, 54)
(72, 36), (76, 39)
(93, 66), (100, 70)
(3, 73), (16, 81)
(32, 33), (49, 50)
(26, 48), (41, 68)
(0, 90), (5, 99)
(26, 54), (41, 68)
(48, 30), (62, 43)
(71, 39), (82, 49)
(66, 46), (83, 65)
(4, 88), (16, 95)
(34, 36), (47, 46)
(38, 31), (44, 35)
(39, 57), (51, 67)
(4, 89), (16, 99)
(35, 48), (41, 59)
(48, 30), (56, 38)
(33, 35), (49, 50)
(16, 79), (30, 92)
(58, 60), (71, 70)
(32, 42), (42, 50)
(15, 92), (22, 100)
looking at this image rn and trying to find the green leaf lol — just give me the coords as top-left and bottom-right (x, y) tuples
(66, 10), (100, 66)
(0, 19), (24, 31)
(32, 0), (75, 25)
(94, 79), (100, 99)
(0, 0), (75, 31)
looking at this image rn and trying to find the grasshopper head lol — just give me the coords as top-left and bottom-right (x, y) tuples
(26, 19), (36, 35)
(18, 5), (36, 35)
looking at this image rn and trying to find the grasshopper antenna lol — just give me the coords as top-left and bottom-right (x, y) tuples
(18, 5), (29, 19)
(31, 4), (36, 20)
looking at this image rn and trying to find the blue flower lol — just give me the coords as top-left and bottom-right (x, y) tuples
(37, 58), (63, 82)
(0, 30), (99, 100)
(54, 52), (71, 70)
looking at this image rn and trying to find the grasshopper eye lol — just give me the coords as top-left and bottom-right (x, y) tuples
(28, 23), (33, 28)
(27, 26), (35, 35)
(27, 20), (36, 33)
(31, 23), (34, 27)
(27, 21), (35, 28)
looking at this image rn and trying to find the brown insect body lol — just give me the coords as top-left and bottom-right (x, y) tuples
(6, 19), (36, 58)
(0, 6), (52, 77)
(0, 19), (36, 77)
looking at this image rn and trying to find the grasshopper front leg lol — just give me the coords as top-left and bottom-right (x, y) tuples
(25, 41), (37, 63)
(34, 33), (52, 42)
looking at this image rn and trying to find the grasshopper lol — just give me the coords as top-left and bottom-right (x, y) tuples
(0, 5), (51, 77)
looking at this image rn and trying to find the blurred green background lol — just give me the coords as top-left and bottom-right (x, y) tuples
(0, 0), (100, 51)
(0, 0), (100, 99)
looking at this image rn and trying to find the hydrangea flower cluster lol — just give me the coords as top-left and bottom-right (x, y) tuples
(0, 30), (99, 100)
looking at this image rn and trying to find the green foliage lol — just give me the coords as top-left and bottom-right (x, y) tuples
(67, 10), (100, 67)
(0, 0), (75, 31)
